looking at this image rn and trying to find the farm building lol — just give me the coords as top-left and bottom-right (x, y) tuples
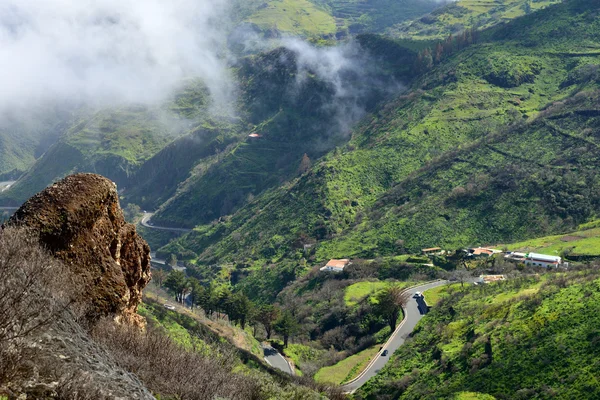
(468, 247), (502, 258)
(524, 253), (562, 268)
(320, 259), (351, 272)
(422, 247), (443, 256)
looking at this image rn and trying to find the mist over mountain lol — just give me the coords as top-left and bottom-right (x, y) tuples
(0, 0), (234, 111)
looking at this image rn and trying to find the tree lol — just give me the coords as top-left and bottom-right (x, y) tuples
(434, 42), (444, 63)
(422, 48), (433, 70)
(164, 271), (187, 303)
(187, 278), (204, 310)
(451, 267), (472, 289)
(256, 304), (280, 339)
(228, 292), (253, 329)
(375, 286), (411, 332)
(199, 284), (216, 317)
(168, 253), (178, 268)
(153, 268), (167, 288)
(123, 203), (141, 223)
(274, 311), (298, 348)
(216, 288), (232, 319)
(298, 153), (312, 175)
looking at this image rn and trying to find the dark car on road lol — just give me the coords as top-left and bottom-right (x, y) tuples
(381, 349), (389, 356)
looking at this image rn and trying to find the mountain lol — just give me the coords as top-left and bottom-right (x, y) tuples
(355, 269), (600, 399)
(0, 106), (72, 179)
(159, 0), (600, 272)
(150, 39), (410, 228)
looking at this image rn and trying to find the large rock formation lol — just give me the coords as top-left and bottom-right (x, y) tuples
(9, 173), (151, 326)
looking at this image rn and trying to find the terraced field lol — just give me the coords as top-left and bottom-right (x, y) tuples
(389, 0), (563, 39)
(247, 0), (337, 36)
(497, 223), (600, 257)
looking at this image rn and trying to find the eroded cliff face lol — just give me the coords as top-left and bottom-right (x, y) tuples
(9, 173), (151, 326)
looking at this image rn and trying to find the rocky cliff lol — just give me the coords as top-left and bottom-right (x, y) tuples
(9, 173), (151, 326)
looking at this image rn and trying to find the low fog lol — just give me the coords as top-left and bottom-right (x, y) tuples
(1, 0), (404, 132)
(0, 0), (234, 112)
(285, 38), (402, 137)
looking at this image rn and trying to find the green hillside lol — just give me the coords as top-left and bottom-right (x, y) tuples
(151, 39), (411, 228)
(238, 0), (440, 38)
(495, 221), (600, 258)
(0, 107), (72, 179)
(0, 106), (179, 206)
(247, 0), (337, 37)
(388, 0), (564, 40)
(356, 268), (600, 399)
(0, 81), (216, 206)
(161, 0), (600, 269)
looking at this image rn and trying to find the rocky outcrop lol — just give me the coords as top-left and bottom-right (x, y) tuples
(9, 173), (151, 326)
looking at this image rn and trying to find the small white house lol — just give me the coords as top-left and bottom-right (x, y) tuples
(524, 253), (562, 268)
(320, 259), (351, 272)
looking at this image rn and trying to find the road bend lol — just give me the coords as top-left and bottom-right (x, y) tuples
(342, 280), (450, 392)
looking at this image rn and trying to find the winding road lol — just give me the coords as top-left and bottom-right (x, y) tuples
(262, 344), (293, 375)
(140, 212), (192, 233)
(341, 280), (451, 392)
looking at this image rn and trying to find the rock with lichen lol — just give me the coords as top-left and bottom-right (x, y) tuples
(9, 173), (151, 327)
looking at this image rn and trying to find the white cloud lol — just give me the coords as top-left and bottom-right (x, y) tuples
(0, 0), (233, 111)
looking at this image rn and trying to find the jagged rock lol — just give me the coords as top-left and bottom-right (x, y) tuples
(9, 173), (151, 327)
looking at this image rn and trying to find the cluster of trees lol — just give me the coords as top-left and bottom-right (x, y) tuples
(413, 27), (480, 74)
(159, 270), (299, 346)
(159, 266), (413, 350)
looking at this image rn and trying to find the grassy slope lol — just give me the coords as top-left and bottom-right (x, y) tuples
(388, 0), (563, 40)
(165, 0), (600, 266)
(423, 283), (463, 305)
(0, 107), (72, 178)
(241, 0), (439, 38)
(152, 40), (409, 228)
(139, 296), (334, 399)
(247, 0), (337, 37)
(0, 81), (215, 206)
(314, 345), (379, 384)
(355, 269), (600, 399)
(495, 222), (600, 257)
(0, 106), (175, 205)
(316, 0), (439, 33)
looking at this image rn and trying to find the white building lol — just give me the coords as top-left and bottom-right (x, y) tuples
(524, 253), (562, 268)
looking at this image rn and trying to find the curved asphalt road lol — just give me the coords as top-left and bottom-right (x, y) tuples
(140, 212), (192, 233)
(262, 344), (293, 375)
(342, 280), (450, 392)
